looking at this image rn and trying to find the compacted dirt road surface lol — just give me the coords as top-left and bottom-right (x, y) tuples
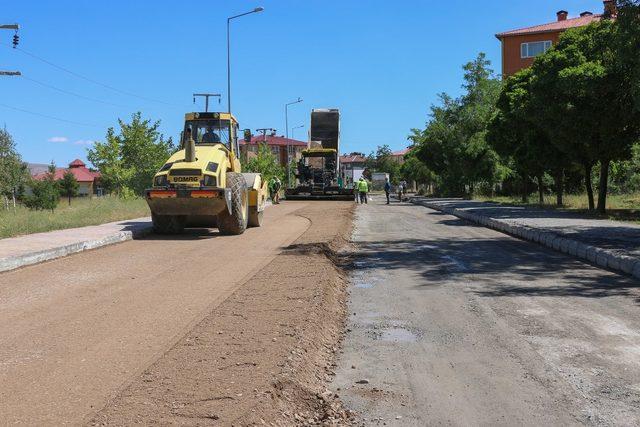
(335, 196), (640, 426)
(0, 201), (353, 425)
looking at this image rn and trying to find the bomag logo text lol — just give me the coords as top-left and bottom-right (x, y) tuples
(173, 176), (200, 182)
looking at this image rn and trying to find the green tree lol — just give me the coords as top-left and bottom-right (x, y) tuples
(411, 53), (503, 196)
(0, 128), (29, 209)
(531, 19), (640, 213)
(25, 161), (59, 212)
(488, 68), (568, 205)
(368, 145), (401, 182)
(59, 170), (79, 205)
(616, 1), (640, 112)
(400, 152), (435, 193)
(243, 143), (284, 183)
(87, 112), (174, 196)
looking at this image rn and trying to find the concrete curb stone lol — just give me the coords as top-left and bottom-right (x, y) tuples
(0, 225), (152, 274)
(410, 197), (640, 281)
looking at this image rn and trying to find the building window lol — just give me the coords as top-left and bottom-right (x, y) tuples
(520, 41), (552, 59)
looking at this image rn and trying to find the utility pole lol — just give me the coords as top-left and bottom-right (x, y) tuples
(1, 23), (20, 77)
(255, 128), (276, 143)
(193, 93), (221, 112)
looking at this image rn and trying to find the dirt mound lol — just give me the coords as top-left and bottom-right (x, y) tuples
(90, 201), (356, 426)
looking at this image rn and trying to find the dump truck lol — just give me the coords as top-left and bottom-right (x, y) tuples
(285, 108), (354, 200)
(145, 112), (267, 234)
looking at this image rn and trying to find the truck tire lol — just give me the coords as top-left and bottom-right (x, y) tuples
(248, 208), (263, 227)
(152, 213), (186, 234)
(217, 172), (248, 235)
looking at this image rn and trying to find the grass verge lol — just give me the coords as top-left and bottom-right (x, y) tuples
(0, 196), (149, 239)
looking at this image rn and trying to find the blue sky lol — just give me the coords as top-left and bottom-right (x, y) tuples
(1, 0), (606, 166)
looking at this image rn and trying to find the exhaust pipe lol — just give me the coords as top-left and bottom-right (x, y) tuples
(185, 136), (196, 162)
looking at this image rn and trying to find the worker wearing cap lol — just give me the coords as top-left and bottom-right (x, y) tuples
(268, 176), (282, 204)
(357, 177), (369, 204)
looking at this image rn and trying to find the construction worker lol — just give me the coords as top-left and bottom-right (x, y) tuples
(353, 180), (359, 203)
(268, 176), (282, 204)
(384, 178), (391, 204)
(357, 177), (369, 204)
(397, 181), (404, 202)
(401, 180), (408, 200)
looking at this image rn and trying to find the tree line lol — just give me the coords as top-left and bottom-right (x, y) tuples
(0, 112), (175, 212)
(1, 111), (292, 211)
(408, 0), (640, 214)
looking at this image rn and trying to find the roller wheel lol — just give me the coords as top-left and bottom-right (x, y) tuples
(217, 172), (249, 235)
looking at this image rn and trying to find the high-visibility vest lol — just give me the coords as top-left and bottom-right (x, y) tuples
(357, 180), (369, 192)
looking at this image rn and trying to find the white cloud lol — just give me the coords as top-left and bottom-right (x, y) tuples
(47, 136), (68, 143)
(74, 139), (94, 146)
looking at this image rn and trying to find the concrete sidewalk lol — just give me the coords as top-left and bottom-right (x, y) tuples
(411, 197), (640, 280)
(0, 217), (151, 273)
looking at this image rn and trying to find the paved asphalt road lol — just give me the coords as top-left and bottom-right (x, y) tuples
(335, 196), (640, 426)
(0, 203), (309, 425)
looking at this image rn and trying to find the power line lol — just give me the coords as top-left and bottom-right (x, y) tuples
(1, 42), (183, 107)
(0, 102), (101, 128)
(21, 75), (129, 108)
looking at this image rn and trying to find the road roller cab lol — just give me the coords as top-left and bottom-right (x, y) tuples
(145, 112), (267, 235)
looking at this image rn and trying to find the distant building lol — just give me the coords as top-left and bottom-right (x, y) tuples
(339, 153), (366, 187)
(391, 148), (411, 165)
(496, 0), (617, 77)
(239, 134), (307, 168)
(26, 163), (50, 177)
(31, 159), (102, 196)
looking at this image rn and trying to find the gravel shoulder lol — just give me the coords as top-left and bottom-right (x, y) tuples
(90, 201), (356, 425)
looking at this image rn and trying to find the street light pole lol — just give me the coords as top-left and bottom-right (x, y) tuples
(227, 7), (263, 152)
(284, 97), (303, 139)
(291, 124), (304, 140)
(284, 98), (302, 188)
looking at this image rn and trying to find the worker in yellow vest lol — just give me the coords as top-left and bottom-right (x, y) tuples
(357, 177), (369, 204)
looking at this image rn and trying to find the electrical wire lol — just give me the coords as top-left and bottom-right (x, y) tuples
(1, 42), (183, 107)
(0, 102), (101, 128)
(21, 75), (129, 108)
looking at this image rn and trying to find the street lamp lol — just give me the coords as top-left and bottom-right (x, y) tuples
(285, 97), (302, 188)
(287, 124), (305, 188)
(285, 97), (303, 139)
(227, 7), (263, 149)
(291, 124), (304, 140)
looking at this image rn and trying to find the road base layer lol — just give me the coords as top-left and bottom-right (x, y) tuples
(91, 201), (356, 425)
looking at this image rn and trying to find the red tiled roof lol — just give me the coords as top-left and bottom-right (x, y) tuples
(33, 166), (100, 183)
(240, 135), (307, 147)
(392, 148), (411, 156)
(68, 159), (86, 167)
(340, 154), (366, 164)
(496, 14), (603, 38)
